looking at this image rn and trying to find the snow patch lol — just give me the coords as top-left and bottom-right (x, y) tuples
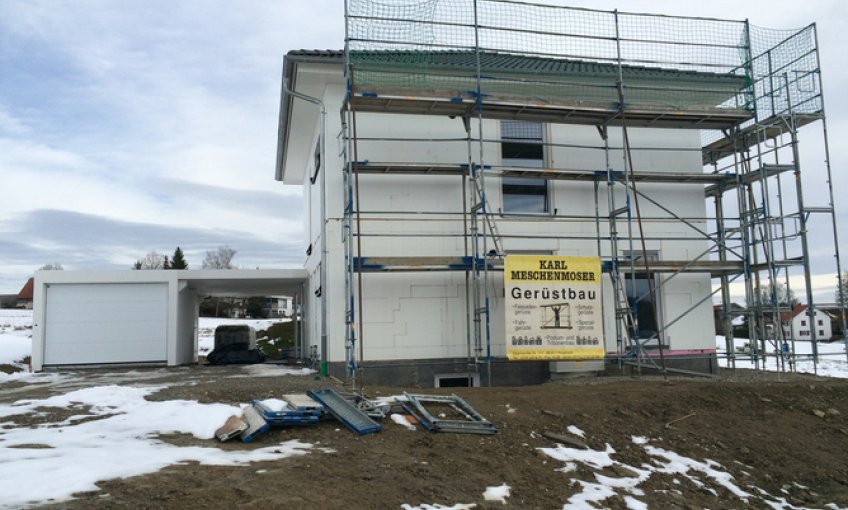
(257, 398), (288, 412)
(0, 384), (314, 508)
(567, 425), (585, 438)
(391, 413), (417, 431)
(228, 365), (315, 378)
(482, 483), (510, 504)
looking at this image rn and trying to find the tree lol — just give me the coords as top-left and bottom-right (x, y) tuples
(837, 271), (848, 305)
(202, 245), (236, 269)
(134, 251), (166, 270)
(756, 281), (799, 308)
(170, 247), (188, 269)
(39, 263), (63, 270)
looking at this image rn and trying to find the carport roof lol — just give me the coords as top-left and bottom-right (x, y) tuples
(35, 269), (308, 298)
(181, 269), (307, 297)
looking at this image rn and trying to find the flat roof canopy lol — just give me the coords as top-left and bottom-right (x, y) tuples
(34, 269), (308, 298)
(180, 269), (308, 297)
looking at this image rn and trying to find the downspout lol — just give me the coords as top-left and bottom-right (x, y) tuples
(283, 78), (328, 376)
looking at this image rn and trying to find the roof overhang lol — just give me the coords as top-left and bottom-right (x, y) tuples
(275, 51), (344, 184)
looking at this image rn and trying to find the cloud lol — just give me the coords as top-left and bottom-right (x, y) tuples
(0, 209), (304, 291)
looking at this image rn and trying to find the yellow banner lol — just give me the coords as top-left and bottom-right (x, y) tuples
(504, 255), (604, 361)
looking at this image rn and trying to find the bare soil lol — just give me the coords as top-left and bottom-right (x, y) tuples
(9, 365), (848, 509)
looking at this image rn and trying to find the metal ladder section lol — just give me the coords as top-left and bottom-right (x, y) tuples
(307, 388), (381, 435)
(597, 125), (647, 371)
(463, 114), (504, 382)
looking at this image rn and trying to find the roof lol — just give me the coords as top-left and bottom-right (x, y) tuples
(781, 305), (810, 322)
(276, 49), (749, 182)
(275, 50), (344, 183)
(351, 50), (745, 83)
(17, 277), (34, 300)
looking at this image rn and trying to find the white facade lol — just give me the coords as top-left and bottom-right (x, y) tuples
(279, 57), (717, 372)
(32, 269), (306, 371)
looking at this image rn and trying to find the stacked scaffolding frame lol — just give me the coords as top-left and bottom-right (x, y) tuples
(338, 0), (847, 383)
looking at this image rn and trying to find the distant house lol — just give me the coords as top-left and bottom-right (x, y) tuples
(781, 305), (832, 341)
(713, 303), (747, 336)
(818, 304), (846, 340)
(16, 277), (34, 309)
(263, 297), (294, 318)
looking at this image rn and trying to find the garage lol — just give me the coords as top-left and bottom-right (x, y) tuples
(31, 269), (307, 371)
(43, 283), (168, 366)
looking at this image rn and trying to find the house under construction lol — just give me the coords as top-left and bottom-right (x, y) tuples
(275, 0), (846, 386)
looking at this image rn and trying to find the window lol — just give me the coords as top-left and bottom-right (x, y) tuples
(819, 330), (825, 337)
(501, 121), (548, 213)
(310, 139), (321, 184)
(801, 320), (806, 326)
(818, 319), (823, 326)
(622, 252), (665, 347)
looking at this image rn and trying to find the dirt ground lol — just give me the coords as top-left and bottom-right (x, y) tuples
(7, 365), (848, 509)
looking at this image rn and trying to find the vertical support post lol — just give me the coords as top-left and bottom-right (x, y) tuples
(715, 190), (736, 369)
(812, 23), (848, 362)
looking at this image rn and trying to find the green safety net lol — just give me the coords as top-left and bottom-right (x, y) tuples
(345, 0), (822, 118)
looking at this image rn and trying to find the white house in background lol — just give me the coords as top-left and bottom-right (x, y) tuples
(275, 49), (721, 386)
(263, 296), (294, 318)
(782, 305), (833, 341)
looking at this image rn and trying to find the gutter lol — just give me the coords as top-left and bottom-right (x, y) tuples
(274, 51), (344, 182)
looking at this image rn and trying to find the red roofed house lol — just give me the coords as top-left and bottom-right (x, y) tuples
(781, 305), (832, 342)
(16, 277), (34, 309)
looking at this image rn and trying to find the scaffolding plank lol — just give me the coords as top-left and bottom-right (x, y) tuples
(353, 256), (742, 276)
(307, 388), (382, 435)
(354, 162), (732, 185)
(704, 164), (796, 197)
(702, 113), (821, 165)
(351, 93), (752, 131)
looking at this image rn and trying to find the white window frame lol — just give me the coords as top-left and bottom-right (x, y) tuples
(500, 121), (550, 214)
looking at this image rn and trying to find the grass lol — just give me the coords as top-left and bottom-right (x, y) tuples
(256, 321), (301, 360)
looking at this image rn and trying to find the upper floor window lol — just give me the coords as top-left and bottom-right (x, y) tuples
(501, 121), (547, 213)
(310, 139), (321, 184)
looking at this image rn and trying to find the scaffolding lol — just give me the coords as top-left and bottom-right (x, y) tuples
(338, 0), (847, 383)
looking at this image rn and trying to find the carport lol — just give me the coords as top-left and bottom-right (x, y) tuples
(31, 269), (307, 371)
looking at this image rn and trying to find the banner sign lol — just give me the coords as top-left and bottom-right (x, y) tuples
(505, 255), (604, 360)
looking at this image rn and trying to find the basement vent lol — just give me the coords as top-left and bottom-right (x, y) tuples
(434, 373), (479, 388)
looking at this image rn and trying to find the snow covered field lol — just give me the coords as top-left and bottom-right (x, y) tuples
(716, 335), (848, 378)
(0, 309), (34, 368)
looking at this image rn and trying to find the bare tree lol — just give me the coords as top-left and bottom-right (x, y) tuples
(39, 263), (63, 270)
(134, 251), (166, 270)
(202, 245), (236, 269)
(756, 281), (799, 308)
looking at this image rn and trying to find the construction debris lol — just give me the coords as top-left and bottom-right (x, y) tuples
(240, 406), (270, 443)
(213, 389), (494, 442)
(402, 393), (496, 435)
(252, 396), (323, 425)
(215, 415), (248, 442)
(341, 392), (391, 419)
(541, 431), (587, 450)
(307, 388), (382, 435)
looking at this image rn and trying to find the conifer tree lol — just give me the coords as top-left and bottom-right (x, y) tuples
(170, 247), (188, 269)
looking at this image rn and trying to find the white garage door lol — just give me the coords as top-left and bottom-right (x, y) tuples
(44, 283), (168, 366)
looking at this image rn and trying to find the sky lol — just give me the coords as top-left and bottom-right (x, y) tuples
(1, 0), (847, 301)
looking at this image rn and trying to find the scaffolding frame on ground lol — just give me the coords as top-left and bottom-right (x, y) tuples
(337, 0), (847, 384)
